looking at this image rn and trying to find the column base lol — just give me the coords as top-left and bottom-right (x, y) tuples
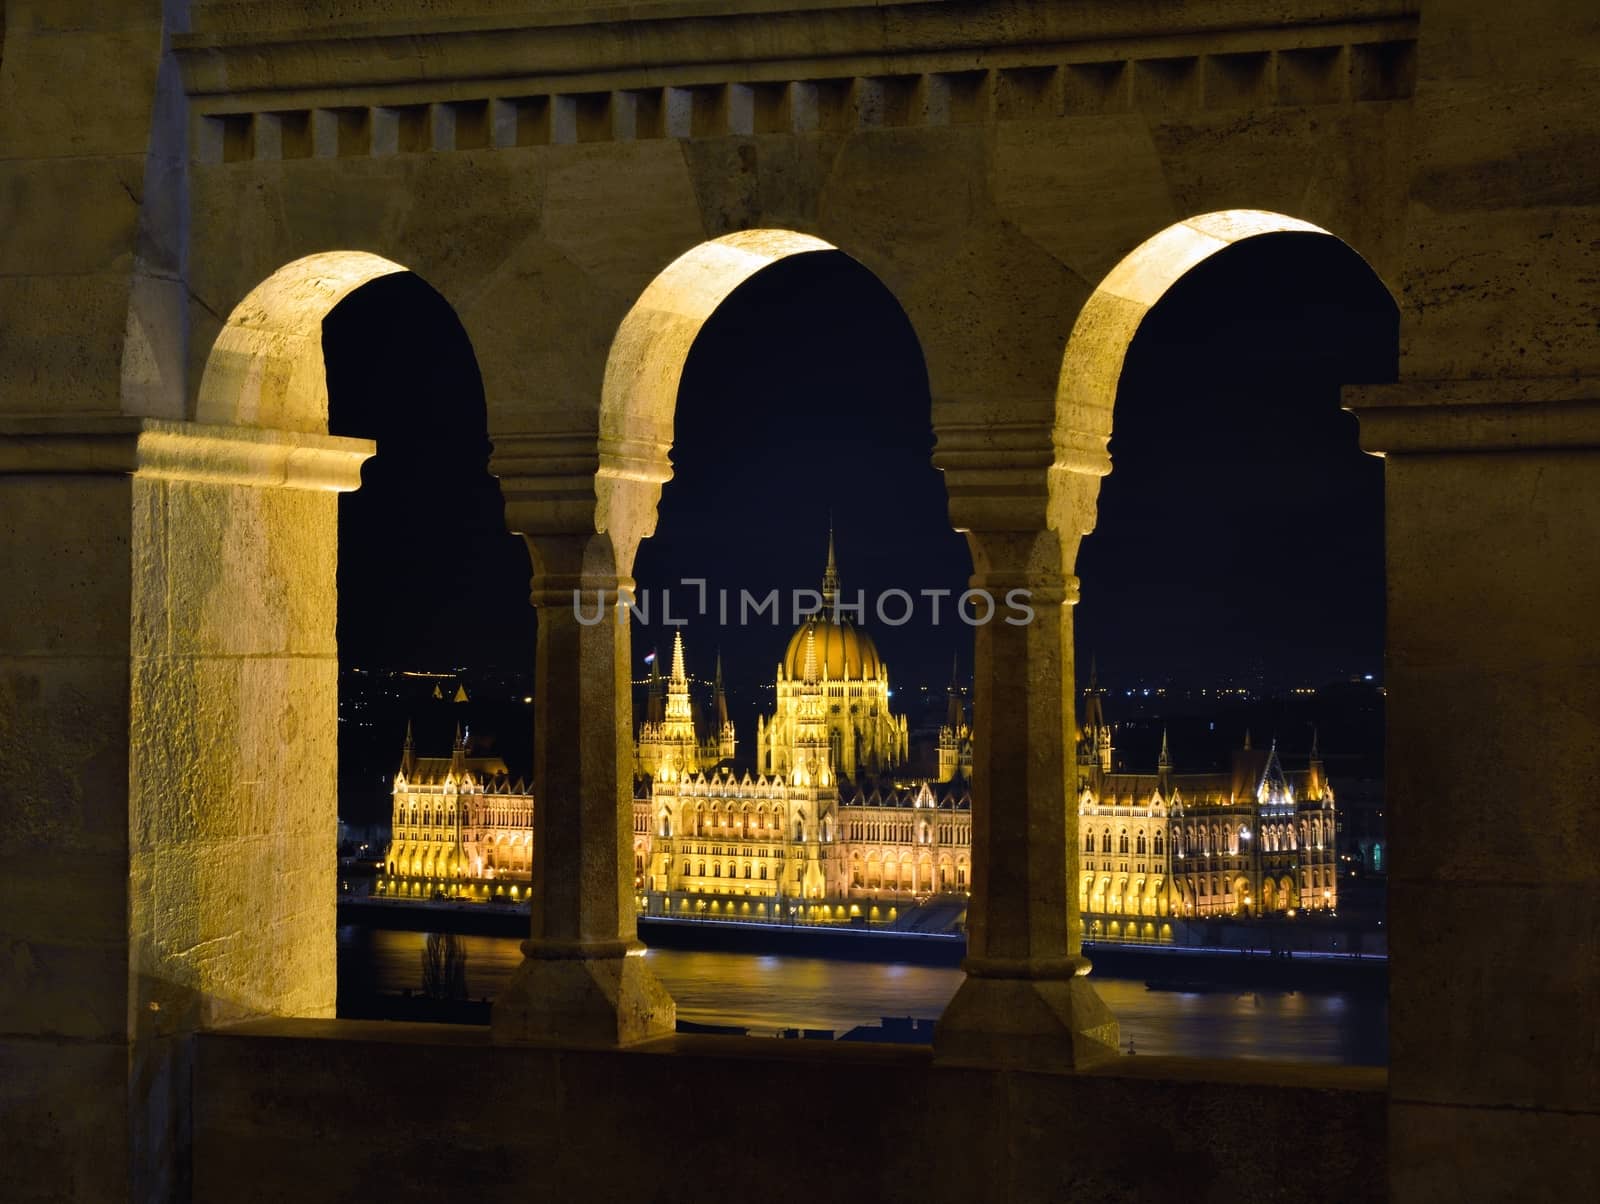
(490, 942), (675, 1047)
(933, 959), (1120, 1070)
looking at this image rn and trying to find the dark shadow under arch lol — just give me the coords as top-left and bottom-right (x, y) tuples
(322, 272), (535, 821)
(1076, 230), (1397, 768)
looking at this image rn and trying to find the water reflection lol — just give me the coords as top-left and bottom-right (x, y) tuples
(339, 927), (1385, 1065)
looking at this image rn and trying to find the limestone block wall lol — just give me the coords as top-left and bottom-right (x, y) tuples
(3, 0), (1599, 1197)
(0, 418), (368, 1203)
(128, 475), (341, 1029)
(192, 1020), (1388, 1204)
(0, 2), (183, 418)
(1355, 0), (1600, 1192)
(1397, 1), (1600, 381)
(173, 4), (1415, 453)
(0, 466), (141, 1199)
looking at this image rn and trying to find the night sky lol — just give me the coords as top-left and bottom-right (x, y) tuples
(326, 233), (1395, 795)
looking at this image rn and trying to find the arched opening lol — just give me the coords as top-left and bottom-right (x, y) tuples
(1061, 210), (1395, 1039)
(602, 229), (966, 1025)
(192, 252), (530, 1021)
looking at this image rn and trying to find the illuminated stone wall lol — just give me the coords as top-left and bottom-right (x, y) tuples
(1, 0), (1595, 1199)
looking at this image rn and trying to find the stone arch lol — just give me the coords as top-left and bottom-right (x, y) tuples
(595, 229), (935, 565)
(1233, 876), (1254, 915)
(1054, 209), (1394, 479)
(197, 250), (415, 433)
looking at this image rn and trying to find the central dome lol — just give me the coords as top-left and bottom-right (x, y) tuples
(784, 615), (882, 681)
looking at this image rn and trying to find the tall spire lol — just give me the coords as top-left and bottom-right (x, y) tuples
(669, 630), (687, 683)
(664, 632), (691, 723)
(714, 652), (729, 731)
(1308, 725), (1325, 800)
(401, 719), (415, 777)
(1082, 656), (1106, 735)
(1159, 727), (1171, 769)
(821, 520), (840, 611)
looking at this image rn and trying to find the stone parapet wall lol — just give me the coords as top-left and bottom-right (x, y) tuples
(193, 1018), (1387, 1204)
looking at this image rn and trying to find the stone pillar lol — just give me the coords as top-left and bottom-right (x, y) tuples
(490, 435), (674, 1046)
(932, 422), (1119, 1069)
(0, 415), (371, 1200)
(1349, 383), (1600, 1199)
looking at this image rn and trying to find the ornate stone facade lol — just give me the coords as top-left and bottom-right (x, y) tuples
(633, 541), (970, 921)
(634, 633), (736, 780)
(755, 533), (909, 780)
(1076, 679), (1338, 941)
(376, 724), (534, 901)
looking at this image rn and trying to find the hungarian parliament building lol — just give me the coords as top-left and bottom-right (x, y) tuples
(376, 539), (1336, 933)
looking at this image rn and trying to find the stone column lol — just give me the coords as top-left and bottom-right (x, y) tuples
(0, 415), (371, 1200)
(932, 422), (1119, 1069)
(490, 435), (674, 1046)
(1349, 382), (1600, 1199)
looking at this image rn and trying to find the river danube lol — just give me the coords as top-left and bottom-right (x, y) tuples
(339, 926), (1386, 1064)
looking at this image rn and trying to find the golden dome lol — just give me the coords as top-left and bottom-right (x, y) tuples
(783, 616), (882, 681)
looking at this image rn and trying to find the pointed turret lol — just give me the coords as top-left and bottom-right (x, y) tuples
(802, 624), (819, 685)
(669, 630), (687, 684)
(450, 723), (467, 776)
(646, 652), (664, 724)
(939, 652), (972, 782)
(1158, 726), (1172, 792)
(946, 653), (964, 730)
(1078, 656), (1111, 792)
(401, 719), (415, 778)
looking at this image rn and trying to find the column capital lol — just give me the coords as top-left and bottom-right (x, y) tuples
(490, 430), (601, 537)
(491, 429), (672, 575)
(934, 417), (1106, 539)
(1345, 378), (1600, 454)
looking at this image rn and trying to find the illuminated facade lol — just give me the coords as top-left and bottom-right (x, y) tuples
(1076, 683), (1338, 941)
(376, 724), (535, 900)
(755, 531), (909, 780)
(632, 540), (970, 921)
(635, 632), (737, 779)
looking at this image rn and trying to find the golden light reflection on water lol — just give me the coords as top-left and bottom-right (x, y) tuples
(339, 928), (1384, 1064)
